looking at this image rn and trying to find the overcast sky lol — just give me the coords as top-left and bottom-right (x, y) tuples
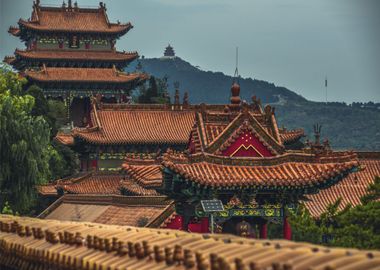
(1, 0), (379, 103)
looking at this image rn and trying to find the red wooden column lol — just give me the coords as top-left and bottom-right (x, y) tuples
(283, 216), (292, 240)
(182, 215), (190, 232)
(259, 223), (268, 239)
(201, 217), (209, 233)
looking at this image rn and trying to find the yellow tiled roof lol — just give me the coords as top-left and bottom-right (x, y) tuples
(1, 215), (379, 270)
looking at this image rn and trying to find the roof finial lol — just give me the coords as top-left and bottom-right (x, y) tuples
(313, 123), (322, 146)
(230, 47), (241, 107)
(68, 0), (72, 8)
(183, 91), (189, 107)
(174, 89), (180, 105)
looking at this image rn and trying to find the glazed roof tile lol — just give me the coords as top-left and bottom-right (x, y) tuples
(162, 151), (359, 189)
(120, 178), (159, 196)
(1, 215), (380, 270)
(279, 128), (305, 144)
(40, 172), (158, 197)
(25, 67), (147, 83)
(37, 184), (57, 196)
(57, 173), (123, 195)
(122, 162), (163, 188)
(54, 132), (74, 145)
(14, 49), (138, 62)
(18, 5), (131, 34)
(73, 104), (196, 145)
(305, 158), (380, 217)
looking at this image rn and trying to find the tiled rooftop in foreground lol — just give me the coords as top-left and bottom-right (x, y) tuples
(1, 215), (379, 270)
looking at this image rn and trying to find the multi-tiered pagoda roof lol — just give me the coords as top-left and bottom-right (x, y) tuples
(5, 49), (138, 69)
(5, 0), (147, 101)
(9, 1), (131, 39)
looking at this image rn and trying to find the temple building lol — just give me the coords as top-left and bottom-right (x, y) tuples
(44, 80), (380, 239)
(4, 0), (148, 126)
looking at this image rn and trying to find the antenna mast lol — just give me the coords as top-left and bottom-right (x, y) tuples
(234, 47), (239, 78)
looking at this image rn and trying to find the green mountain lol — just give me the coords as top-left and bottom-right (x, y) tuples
(129, 57), (380, 151)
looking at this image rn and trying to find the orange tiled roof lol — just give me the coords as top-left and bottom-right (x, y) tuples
(18, 5), (131, 34)
(73, 104), (196, 145)
(2, 215), (380, 270)
(279, 128), (305, 144)
(57, 173), (122, 195)
(37, 184), (58, 196)
(38, 171), (159, 197)
(305, 158), (380, 217)
(120, 178), (159, 196)
(14, 49), (138, 62)
(38, 194), (173, 227)
(122, 160), (163, 188)
(25, 67), (147, 84)
(8, 26), (20, 36)
(162, 151), (359, 189)
(54, 132), (74, 146)
(3, 56), (16, 65)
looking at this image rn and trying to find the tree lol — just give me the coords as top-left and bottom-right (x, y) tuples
(49, 141), (79, 180)
(0, 74), (51, 213)
(25, 84), (49, 117)
(0, 92), (50, 213)
(329, 201), (380, 249)
(361, 176), (380, 204)
(47, 99), (67, 137)
(327, 177), (380, 249)
(288, 204), (323, 244)
(138, 76), (170, 104)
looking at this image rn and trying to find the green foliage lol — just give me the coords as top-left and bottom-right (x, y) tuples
(0, 75), (51, 214)
(25, 84), (49, 117)
(138, 76), (170, 104)
(276, 101), (380, 150)
(288, 178), (380, 249)
(361, 176), (380, 204)
(23, 85), (78, 181)
(1, 201), (14, 215)
(330, 201), (380, 249)
(0, 68), (26, 95)
(24, 85), (66, 136)
(47, 99), (66, 136)
(288, 205), (323, 244)
(49, 141), (79, 180)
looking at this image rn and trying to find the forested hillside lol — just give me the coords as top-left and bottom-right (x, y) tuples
(129, 57), (380, 150)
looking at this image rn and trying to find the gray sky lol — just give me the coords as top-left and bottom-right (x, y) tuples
(1, 0), (379, 102)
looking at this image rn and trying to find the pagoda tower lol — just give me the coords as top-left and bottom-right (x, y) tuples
(163, 44), (175, 58)
(4, 0), (148, 126)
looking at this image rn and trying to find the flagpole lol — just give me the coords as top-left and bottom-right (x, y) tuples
(325, 76), (328, 104)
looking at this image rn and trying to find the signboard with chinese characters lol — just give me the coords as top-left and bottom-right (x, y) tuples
(215, 204), (283, 218)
